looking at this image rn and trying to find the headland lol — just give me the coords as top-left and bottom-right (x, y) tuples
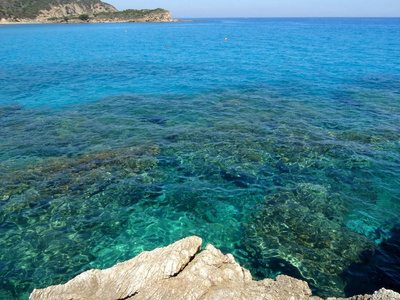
(0, 0), (175, 24)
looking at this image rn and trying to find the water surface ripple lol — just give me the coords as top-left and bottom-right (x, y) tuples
(1, 18), (400, 299)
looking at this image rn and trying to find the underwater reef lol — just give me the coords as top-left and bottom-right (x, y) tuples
(243, 183), (376, 297)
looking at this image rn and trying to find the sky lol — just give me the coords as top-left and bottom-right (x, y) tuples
(105, 0), (400, 18)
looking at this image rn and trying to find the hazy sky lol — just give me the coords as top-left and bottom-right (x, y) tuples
(105, 0), (399, 18)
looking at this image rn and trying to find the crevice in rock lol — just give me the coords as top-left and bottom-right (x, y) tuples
(30, 237), (400, 300)
(118, 291), (138, 300)
(168, 244), (202, 278)
(241, 265), (248, 279)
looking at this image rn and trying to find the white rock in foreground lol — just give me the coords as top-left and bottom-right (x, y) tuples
(29, 236), (400, 300)
(30, 236), (202, 300)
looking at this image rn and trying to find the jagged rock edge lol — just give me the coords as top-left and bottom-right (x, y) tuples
(29, 236), (400, 300)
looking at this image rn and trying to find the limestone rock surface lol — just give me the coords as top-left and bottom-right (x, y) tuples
(29, 236), (400, 300)
(324, 287), (400, 300)
(29, 236), (202, 300)
(130, 243), (311, 300)
(29, 236), (312, 300)
(36, 2), (117, 20)
(371, 288), (400, 299)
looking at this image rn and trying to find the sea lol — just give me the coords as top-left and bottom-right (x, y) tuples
(0, 18), (400, 299)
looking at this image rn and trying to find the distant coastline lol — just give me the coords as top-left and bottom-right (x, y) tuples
(0, 1), (176, 24)
(0, 17), (181, 25)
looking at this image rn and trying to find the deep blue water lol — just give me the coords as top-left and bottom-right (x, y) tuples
(1, 18), (400, 299)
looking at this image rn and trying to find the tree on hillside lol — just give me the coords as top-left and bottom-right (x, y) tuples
(78, 13), (89, 21)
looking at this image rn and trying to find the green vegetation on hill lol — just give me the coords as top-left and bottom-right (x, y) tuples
(0, 0), (113, 19)
(94, 8), (167, 20)
(0, 6), (7, 19)
(0, 0), (170, 22)
(45, 8), (169, 22)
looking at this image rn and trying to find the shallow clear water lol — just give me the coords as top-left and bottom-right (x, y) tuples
(1, 18), (400, 299)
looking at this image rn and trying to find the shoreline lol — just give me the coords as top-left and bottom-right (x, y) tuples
(29, 236), (400, 300)
(0, 19), (190, 25)
(0, 9), (179, 25)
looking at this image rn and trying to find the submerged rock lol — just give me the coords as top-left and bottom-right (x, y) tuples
(0, 104), (23, 119)
(220, 168), (257, 188)
(243, 183), (376, 297)
(140, 115), (168, 126)
(0, 143), (160, 206)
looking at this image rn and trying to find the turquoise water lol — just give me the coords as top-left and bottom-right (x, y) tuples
(1, 18), (400, 299)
